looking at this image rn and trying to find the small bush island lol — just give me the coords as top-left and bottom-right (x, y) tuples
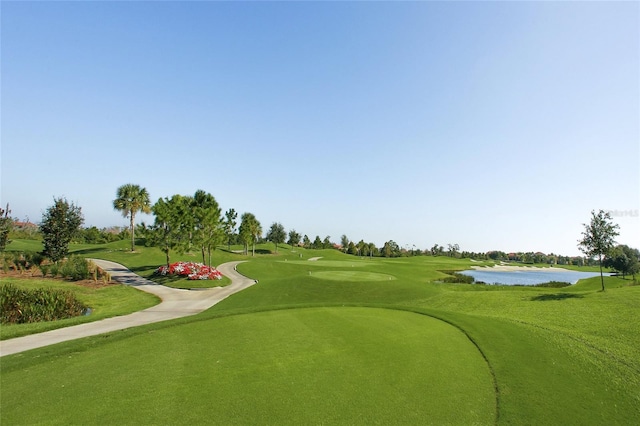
(155, 262), (223, 280)
(441, 272), (475, 284)
(531, 281), (571, 288)
(0, 283), (89, 324)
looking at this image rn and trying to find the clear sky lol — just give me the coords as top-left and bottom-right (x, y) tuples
(2, 1), (638, 256)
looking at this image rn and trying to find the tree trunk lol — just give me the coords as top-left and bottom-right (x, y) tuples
(201, 246), (206, 265)
(599, 254), (605, 291)
(130, 212), (135, 252)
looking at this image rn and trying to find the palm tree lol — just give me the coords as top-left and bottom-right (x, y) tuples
(113, 184), (151, 252)
(248, 216), (262, 257)
(239, 212), (262, 256)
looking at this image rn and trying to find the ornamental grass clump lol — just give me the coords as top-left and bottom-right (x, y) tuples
(155, 261), (223, 280)
(0, 283), (89, 324)
(60, 255), (91, 280)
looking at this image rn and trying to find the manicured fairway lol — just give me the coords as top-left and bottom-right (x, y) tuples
(310, 270), (396, 281)
(283, 260), (375, 267)
(0, 307), (496, 425)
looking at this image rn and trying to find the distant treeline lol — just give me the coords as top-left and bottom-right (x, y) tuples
(1, 218), (609, 267)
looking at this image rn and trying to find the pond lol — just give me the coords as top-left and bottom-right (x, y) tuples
(458, 268), (611, 286)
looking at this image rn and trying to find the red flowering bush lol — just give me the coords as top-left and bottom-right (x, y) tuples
(155, 262), (223, 280)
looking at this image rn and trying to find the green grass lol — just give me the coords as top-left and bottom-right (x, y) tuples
(2, 241), (639, 424)
(283, 259), (375, 267)
(2, 238), (44, 252)
(0, 277), (159, 340)
(310, 270), (396, 281)
(0, 307), (495, 425)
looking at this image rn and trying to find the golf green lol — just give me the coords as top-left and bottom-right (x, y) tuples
(1, 307), (496, 424)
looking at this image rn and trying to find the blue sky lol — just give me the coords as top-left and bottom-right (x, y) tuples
(2, 1), (638, 256)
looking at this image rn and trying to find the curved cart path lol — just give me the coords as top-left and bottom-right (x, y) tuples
(0, 260), (255, 357)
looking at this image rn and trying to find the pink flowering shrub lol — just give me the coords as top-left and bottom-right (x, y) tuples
(155, 262), (223, 280)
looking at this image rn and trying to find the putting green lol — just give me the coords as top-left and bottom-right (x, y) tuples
(310, 270), (396, 281)
(1, 308), (496, 425)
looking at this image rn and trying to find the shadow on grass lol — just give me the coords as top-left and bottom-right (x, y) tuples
(530, 293), (584, 302)
(73, 247), (113, 255)
(253, 249), (272, 255)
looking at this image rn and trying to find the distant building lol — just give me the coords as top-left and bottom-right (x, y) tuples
(14, 220), (38, 231)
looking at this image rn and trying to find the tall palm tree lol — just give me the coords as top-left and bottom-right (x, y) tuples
(113, 184), (151, 252)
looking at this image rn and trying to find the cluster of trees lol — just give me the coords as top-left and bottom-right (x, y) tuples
(482, 250), (592, 266)
(339, 235), (380, 257)
(1, 202), (129, 249)
(76, 226), (129, 244)
(141, 190), (228, 267)
(603, 245), (639, 280)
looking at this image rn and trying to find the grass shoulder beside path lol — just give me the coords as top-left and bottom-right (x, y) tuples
(0, 275), (159, 340)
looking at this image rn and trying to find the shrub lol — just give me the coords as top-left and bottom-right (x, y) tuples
(24, 251), (44, 268)
(55, 256), (93, 281)
(0, 283), (88, 324)
(38, 263), (50, 277)
(1, 251), (45, 273)
(60, 256), (91, 281)
(2, 252), (16, 272)
(532, 281), (571, 288)
(60, 260), (74, 279)
(441, 271), (475, 284)
(49, 263), (60, 278)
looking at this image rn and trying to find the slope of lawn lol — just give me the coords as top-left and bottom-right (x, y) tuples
(2, 242), (639, 424)
(0, 307), (496, 425)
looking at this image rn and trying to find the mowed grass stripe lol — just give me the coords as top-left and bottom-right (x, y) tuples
(0, 307), (496, 425)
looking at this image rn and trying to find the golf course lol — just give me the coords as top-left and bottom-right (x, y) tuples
(1, 240), (639, 425)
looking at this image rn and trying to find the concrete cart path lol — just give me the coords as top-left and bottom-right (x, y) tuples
(0, 259), (255, 357)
